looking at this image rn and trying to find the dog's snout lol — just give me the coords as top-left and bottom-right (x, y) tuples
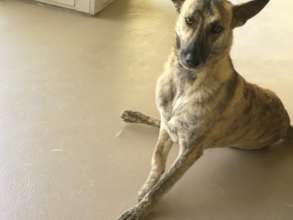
(186, 52), (200, 67)
(182, 51), (201, 68)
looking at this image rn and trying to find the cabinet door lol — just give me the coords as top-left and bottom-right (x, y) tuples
(36, 0), (113, 14)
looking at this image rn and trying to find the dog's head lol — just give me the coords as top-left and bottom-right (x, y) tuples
(172, 0), (270, 70)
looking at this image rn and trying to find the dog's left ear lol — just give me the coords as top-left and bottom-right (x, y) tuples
(232, 0), (270, 28)
(171, 0), (185, 13)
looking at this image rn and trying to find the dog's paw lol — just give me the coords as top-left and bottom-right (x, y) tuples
(118, 207), (144, 220)
(121, 110), (140, 123)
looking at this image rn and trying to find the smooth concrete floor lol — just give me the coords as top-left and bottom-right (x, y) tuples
(0, 0), (293, 220)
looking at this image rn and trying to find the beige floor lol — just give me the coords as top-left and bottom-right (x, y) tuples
(0, 0), (293, 220)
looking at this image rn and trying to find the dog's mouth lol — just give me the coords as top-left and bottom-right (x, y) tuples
(178, 56), (204, 71)
(176, 48), (208, 71)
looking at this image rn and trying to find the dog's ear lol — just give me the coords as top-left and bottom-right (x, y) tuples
(171, 0), (185, 13)
(232, 0), (270, 28)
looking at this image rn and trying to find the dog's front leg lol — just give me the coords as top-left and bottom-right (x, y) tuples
(118, 141), (203, 220)
(138, 128), (173, 201)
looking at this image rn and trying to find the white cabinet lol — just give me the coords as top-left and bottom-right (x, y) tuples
(36, 0), (114, 15)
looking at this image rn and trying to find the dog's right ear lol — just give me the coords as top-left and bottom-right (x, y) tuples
(171, 0), (185, 13)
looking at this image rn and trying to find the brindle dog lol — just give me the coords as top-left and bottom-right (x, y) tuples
(118, 0), (290, 219)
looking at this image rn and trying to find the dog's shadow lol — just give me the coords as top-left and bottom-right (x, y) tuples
(148, 126), (293, 219)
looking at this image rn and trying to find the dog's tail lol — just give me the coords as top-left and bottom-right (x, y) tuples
(121, 110), (160, 128)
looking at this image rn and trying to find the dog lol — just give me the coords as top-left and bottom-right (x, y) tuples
(118, 0), (291, 219)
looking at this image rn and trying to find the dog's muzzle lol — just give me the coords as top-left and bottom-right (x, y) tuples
(181, 49), (202, 69)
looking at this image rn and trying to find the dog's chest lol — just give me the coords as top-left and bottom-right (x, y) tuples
(158, 88), (211, 143)
(156, 69), (223, 143)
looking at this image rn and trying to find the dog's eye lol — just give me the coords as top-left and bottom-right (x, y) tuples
(185, 17), (194, 26)
(211, 23), (224, 34)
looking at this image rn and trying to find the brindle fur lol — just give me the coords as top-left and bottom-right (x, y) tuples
(118, 0), (290, 219)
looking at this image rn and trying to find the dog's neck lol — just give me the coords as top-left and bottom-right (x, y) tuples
(170, 50), (236, 92)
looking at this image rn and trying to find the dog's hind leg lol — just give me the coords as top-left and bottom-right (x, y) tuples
(121, 110), (160, 128)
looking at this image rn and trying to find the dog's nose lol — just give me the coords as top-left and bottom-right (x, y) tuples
(182, 52), (201, 68)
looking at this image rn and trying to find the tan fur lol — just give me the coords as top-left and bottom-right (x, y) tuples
(118, 0), (290, 219)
